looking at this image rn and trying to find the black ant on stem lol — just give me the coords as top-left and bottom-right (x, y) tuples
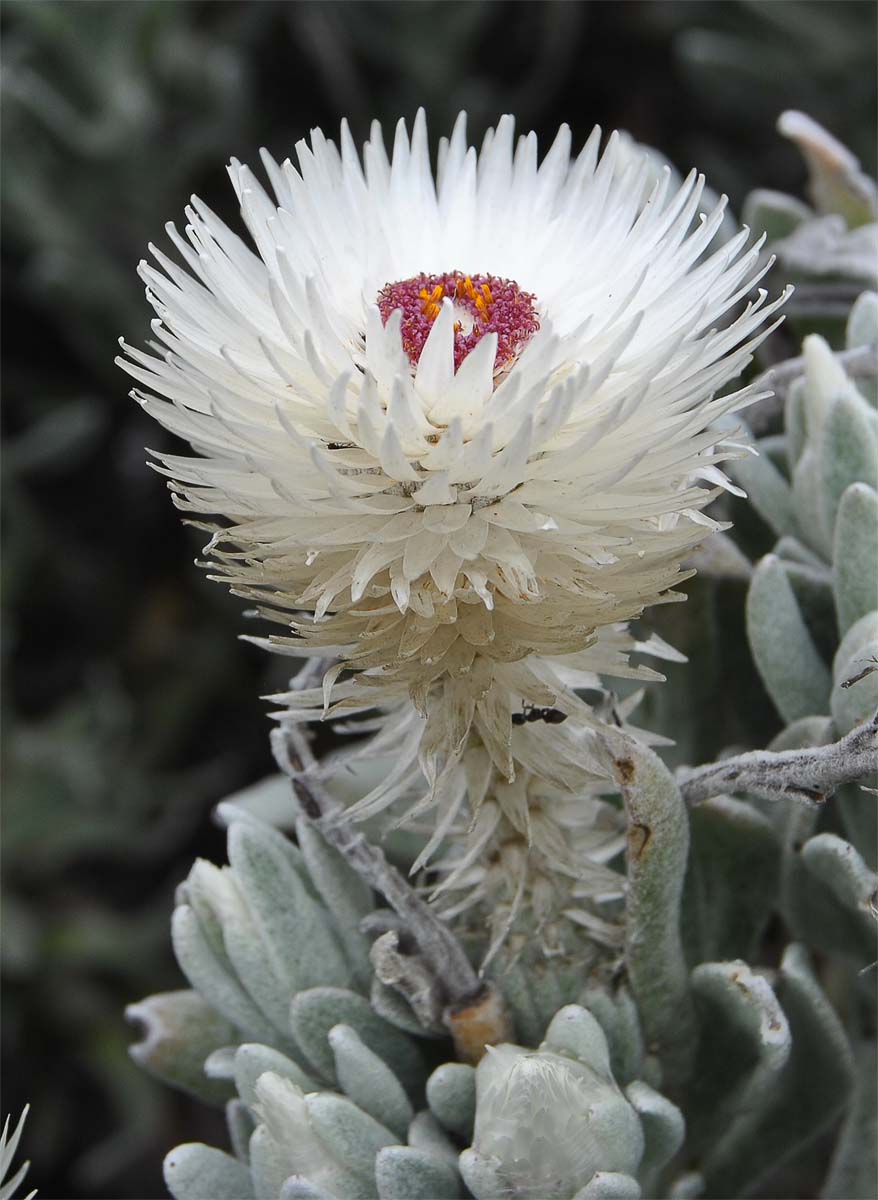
(511, 705), (568, 726)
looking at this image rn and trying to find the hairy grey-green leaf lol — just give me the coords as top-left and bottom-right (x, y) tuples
(690, 960), (790, 1179)
(846, 293), (878, 407)
(783, 836), (874, 961)
(666, 1171), (705, 1199)
(747, 554), (832, 722)
(426, 1063), (476, 1140)
(831, 611), (878, 735)
(783, 559), (838, 663)
(279, 1177), (339, 1200)
(125, 989), (236, 1106)
(819, 392), (878, 539)
(457, 1150), (507, 1200)
(682, 796), (780, 965)
(742, 188), (811, 242)
(228, 822), (352, 999)
(306, 1092), (396, 1182)
(164, 1143), (255, 1200)
(802, 833), (878, 956)
(579, 987), (644, 1087)
(204, 1046), (236, 1081)
(182, 862), (237, 964)
(608, 737), (695, 1087)
(406, 1111), (460, 1168)
(792, 446), (831, 558)
(774, 534), (827, 569)
(834, 610), (878, 668)
(235, 1043), (322, 1109)
(833, 483), (878, 638)
(774, 215), (878, 285)
(374, 1146), (461, 1200)
(776, 110), (877, 226)
(295, 817), (374, 989)
(250, 1073), (366, 1200)
(289, 988), (423, 1097)
(542, 1004), (612, 1073)
(624, 1080), (685, 1181)
(821, 1041), (878, 1200)
(249, 1123), (301, 1200)
(483, 954), (579, 1048)
(785, 380), (809, 470)
(171, 905), (279, 1047)
(575, 1173), (642, 1199)
(847, 291), (878, 351)
(215, 774), (298, 833)
(213, 874), (306, 1038)
(838, 778), (878, 870)
(729, 446), (797, 537)
(702, 946), (854, 1197)
(226, 1098), (255, 1166)
(329, 1023), (413, 1141)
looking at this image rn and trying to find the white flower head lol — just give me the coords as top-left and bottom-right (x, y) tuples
(120, 110), (787, 775)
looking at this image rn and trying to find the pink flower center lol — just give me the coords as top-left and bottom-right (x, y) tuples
(376, 271), (540, 373)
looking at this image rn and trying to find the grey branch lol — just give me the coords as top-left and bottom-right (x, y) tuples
(678, 712), (878, 806)
(746, 345), (877, 435)
(270, 720), (484, 1014)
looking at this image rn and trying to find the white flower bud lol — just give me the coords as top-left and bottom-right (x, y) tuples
(462, 1040), (644, 1200)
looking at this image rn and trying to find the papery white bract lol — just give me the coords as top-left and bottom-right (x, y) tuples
(276, 629), (678, 964)
(119, 110), (787, 778)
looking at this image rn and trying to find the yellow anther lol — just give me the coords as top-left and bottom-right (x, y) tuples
(457, 276), (476, 302)
(420, 284), (445, 320)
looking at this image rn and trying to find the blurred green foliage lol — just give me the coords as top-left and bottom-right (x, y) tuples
(1, 1), (875, 1196)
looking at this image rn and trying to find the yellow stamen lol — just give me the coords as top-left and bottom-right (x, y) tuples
(420, 284), (445, 321)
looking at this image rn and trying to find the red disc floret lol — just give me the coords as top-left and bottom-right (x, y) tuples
(376, 270), (540, 373)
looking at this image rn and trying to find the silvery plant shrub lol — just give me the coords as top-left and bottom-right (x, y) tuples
(124, 111), (877, 1200)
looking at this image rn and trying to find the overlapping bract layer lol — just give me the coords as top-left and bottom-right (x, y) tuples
(119, 110), (785, 773)
(275, 628), (681, 959)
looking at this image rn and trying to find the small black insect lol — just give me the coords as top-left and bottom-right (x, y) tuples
(511, 705), (568, 726)
(840, 656), (878, 689)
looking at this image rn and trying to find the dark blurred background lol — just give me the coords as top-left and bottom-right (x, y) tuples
(2, 2), (875, 1196)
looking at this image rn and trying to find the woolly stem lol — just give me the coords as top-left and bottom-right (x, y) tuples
(678, 712), (878, 806)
